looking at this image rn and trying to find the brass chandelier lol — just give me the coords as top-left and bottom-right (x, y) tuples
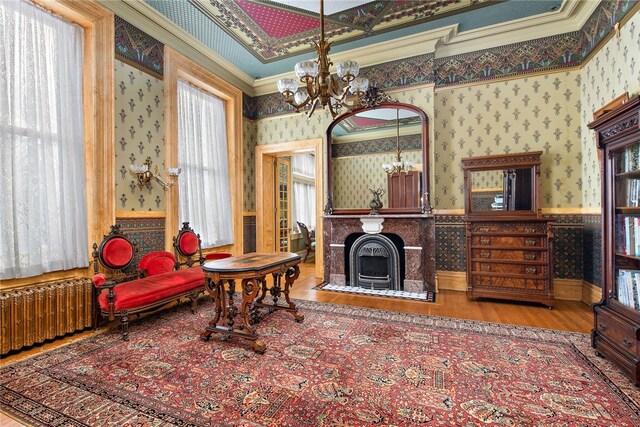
(276, 0), (369, 118)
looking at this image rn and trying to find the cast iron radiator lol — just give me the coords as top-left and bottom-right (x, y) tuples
(0, 278), (93, 355)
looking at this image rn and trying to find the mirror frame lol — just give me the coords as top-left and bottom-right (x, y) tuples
(461, 151), (543, 219)
(325, 102), (430, 215)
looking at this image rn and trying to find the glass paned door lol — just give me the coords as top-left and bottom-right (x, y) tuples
(613, 141), (640, 311)
(276, 158), (291, 252)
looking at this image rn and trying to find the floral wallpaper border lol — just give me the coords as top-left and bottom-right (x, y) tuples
(115, 15), (164, 77)
(332, 134), (422, 158)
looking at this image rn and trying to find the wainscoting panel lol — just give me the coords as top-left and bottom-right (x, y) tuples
(435, 215), (466, 272)
(435, 213), (602, 289)
(244, 215), (256, 253)
(0, 279), (93, 355)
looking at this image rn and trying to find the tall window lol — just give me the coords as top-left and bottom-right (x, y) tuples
(0, 0), (87, 279)
(292, 154), (316, 231)
(177, 80), (233, 247)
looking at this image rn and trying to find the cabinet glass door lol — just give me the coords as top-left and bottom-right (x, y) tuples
(613, 141), (640, 311)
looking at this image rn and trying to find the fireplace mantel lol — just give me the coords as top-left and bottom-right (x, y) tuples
(322, 214), (436, 292)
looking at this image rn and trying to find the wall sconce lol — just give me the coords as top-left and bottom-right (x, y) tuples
(130, 157), (181, 191)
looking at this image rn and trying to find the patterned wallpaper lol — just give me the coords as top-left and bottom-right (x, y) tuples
(114, 60), (166, 211)
(580, 10), (640, 208)
(470, 170), (503, 190)
(243, 118), (257, 212)
(433, 70), (582, 210)
(332, 151), (422, 209)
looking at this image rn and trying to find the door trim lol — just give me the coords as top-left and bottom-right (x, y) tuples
(255, 138), (323, 278)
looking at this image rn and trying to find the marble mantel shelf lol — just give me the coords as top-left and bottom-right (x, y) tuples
(322, 214), (435, 219)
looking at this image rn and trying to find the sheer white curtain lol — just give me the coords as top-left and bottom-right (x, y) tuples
(292, 154), (316, 231)
(177, 80), (233, 247)
(0, 0), (87, 279)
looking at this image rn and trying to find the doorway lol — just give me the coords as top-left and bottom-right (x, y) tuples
(255, 138), (323, 278)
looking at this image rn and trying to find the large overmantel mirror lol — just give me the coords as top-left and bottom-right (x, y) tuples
(326, 102), (430, 215)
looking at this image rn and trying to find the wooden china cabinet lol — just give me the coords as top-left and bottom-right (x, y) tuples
(589, 94), (640, 385)
(462, 151), (554, 308)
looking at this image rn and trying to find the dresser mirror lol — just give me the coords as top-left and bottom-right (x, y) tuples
(462, 151), (542, 217)
(326, 102), (430, 214)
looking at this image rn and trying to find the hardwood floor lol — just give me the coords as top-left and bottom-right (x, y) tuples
(0, 260), (595, 426)
(291, 261), (594, 333)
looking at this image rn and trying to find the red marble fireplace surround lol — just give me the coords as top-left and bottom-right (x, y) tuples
(323, 214), (436, 292)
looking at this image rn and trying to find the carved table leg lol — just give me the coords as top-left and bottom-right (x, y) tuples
(241, 278), (265, 353)
(225, 280), (237, 330)
(200, 278), (224, 341)
(283, 265), (304, 322)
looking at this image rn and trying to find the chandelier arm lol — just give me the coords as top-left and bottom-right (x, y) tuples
(306, 97), (320, 118)
(326, 74), (344, 99)
(305, 78), (319, 100)
(285, 97), (310, 111)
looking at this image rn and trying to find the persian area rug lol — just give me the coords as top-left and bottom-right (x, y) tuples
(1, 301), (639, 427)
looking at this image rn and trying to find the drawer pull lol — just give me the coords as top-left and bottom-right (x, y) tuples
(623, 338), (633, 348)
(480, 264), (491, 271)
(524, 227), (536, 233)
(480, 238), (490, 244)
(599, 322), (608, 331)
(480, 251), (490, 258)
(525, 267), (537, 274)
(524, 253), (536, 260)
(524, 239), (537, 246)
(478, 227), (490, 232)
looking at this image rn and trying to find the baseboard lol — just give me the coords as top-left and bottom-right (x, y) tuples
(435, 271), (467, 292)
(582, 281), (603, 306)
(435, 271), (602, 305)
(553, 279), (583, 301)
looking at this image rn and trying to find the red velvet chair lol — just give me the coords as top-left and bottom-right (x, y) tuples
(173, 222), (205, 268)
(92, 223), (208, 340)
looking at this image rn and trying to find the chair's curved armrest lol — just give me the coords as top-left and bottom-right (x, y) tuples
(92, 273), (116, 290)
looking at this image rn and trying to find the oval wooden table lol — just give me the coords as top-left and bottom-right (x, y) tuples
(200, 252), (304, 353)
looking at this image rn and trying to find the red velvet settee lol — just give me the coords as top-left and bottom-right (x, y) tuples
(92, 222), (230, 340)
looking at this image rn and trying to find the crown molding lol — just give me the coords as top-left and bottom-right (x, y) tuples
(253, 25), (455, 97)
(97, 0), (255, 94)
(435, 0), (599, 58)
(102, 0), (600, 97)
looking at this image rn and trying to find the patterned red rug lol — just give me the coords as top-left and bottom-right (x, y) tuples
(1, 300), (639, 426)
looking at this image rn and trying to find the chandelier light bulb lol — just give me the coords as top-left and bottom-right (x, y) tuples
(336, 60), (359, 81)
(294, 88), (309, 105)
(350, 77), (369, 95)
(295, 61), (318, 80)
(277, 78), (298, 96)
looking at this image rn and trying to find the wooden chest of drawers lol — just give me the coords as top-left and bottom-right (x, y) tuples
(465, 219), (554, 307)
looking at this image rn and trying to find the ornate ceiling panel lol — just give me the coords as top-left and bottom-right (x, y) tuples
(189, 0), (498, 62)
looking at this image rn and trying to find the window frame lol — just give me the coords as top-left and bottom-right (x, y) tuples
(163, 47), (243, 255)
